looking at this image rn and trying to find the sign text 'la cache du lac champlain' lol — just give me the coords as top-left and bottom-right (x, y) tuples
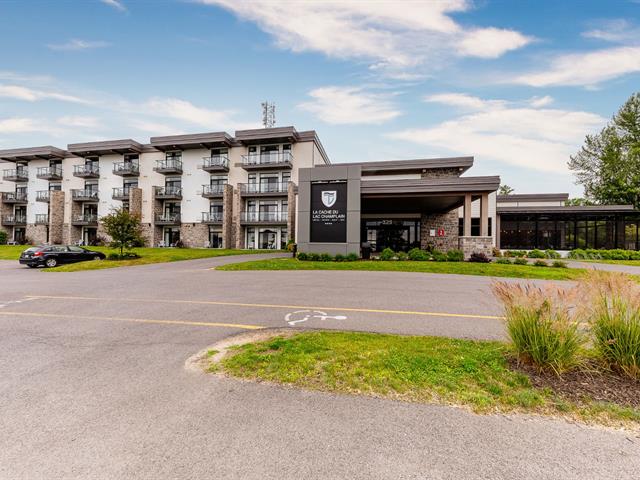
(310, 182), (347, 243)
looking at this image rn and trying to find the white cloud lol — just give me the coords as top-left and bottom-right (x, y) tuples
(57, 116), (101, 129)
(512, 46), (640, 87)
(101, 0), (126, 12)
(423, 92), (505, 110)
(199, 0), (532, 77)
(299, 86), (401, 125)
(389, 94), (605, 173)
(46, 39), (111, 51)
(0, 83), (90, 104)
(144, 97), (237, 129)
(582, 19), (640, 43)
(528, 95), (554, 108)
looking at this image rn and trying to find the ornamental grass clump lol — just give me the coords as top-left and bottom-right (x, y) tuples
(579, 271), (640, 379)
(492, 282), (584, 374)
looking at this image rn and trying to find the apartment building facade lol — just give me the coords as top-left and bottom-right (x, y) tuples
(0, 127), (329, 248)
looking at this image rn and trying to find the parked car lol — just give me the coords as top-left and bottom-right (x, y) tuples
(19, 245), (106, 268)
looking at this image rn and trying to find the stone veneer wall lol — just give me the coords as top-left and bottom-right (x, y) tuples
(148, 191), (163, 247)
(0, 197), (10, 239)
(26, 224), (48, 245)
(287, 182), (296, 243)
(420, 210), (459, 252)
(222, 184), (233, 249)
(421, 167), (463, 179)
(63, 199), (82, 245)
(49, 191), (65, 244)
(180, 223), (209, 248)
(458, 236), (493, 259)
(232, 188), (244, 249)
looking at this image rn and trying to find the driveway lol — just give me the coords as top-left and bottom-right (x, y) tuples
(0, 254), (638, 479)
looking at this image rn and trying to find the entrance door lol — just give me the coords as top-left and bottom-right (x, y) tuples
(83, 228), (97, 246)
(376, 225), (411, 252)
(164, 228), (180, 246)
(258, 229), (277, 249)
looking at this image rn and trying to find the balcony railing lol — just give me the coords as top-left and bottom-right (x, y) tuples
(1, 191), (28, 203)
(112, 187), (131, 200)
(240, 182), (289, 195)
(201, 155), (229, 172)
(154, 186), (182, 200)
(73, 164), (100, 178)
(36, 165), (63, 180)
(2, 215), (27, 226)
(3, 169), (28, 182)
(71, 189), (99, 202)
(155, 213), (181, 225)
(113, 161), (140, 176)
(35, 214), (49, 225)
(72, 214), (99, 226)
(36, 190), (51, 202)
(241, 152), (293, 169)
(201, 184), (226, 198)
(201, 212), (224, 223)
(154, 159), (183, 175)
(241, 211), (287, 223)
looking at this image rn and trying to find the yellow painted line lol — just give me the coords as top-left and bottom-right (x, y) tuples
(25, 295), (504, 320)
(0, 310), (263, 330)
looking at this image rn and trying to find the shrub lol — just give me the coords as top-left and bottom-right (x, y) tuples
(345, 253), (359, 262)
(568, 249), (588, 260)
(527, 249), (546, 259)
(379, 247), (396, 261)
(307, 253), (321, 262)
(446, 249), (465, 262)
(334, 253), (345, 262)
(495, 257), (512, 265)
(319, 253), (333, 262)
(468, 252), (490, 263)
(0, 230), (6, 245)
(396, 251), (408, 261)
(552, 260), (568, 268)
(107, 252), (140, 260)
(544, 249), (561, 259)
(432, 250), (447, 262)
(505, 250), (526, 258)
(408, 247), (429, 261)
(296, 252), (308, 261)
(533, 259), (548, 267)
(513, 257), (529, 265)
(493, 282), (584, 373)
(492, 247), (502, 257)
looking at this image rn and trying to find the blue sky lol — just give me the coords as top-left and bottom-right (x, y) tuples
(1, 0), (639, 196)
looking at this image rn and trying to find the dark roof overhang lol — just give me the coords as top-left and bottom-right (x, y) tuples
(497, 205), (636, 214)
(234, 126), (300, 145)
(149, 132), (233, 151)
(0, 145), (68, 162)
(67, 139), (143, 157)
(496, 193), (569, 202)
(332, 157), (474, 175)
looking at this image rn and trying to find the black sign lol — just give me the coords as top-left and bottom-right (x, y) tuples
(310, 181), (347, 243)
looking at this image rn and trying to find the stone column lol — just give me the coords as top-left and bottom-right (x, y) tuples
(463, 193), (472, 237)
(129, 187), (143, 217)
(26, 224), (47, 245)
(222, 184), (234, 249)
(495, 214), (501, 249)
(287, 181), (296, 242)
(49, 191), (65, 244)
(420, 210), (459, 252)
(480, 193), (489, 237)
(66, 197), (82, 245)
(0, 196), (9, 239)
(232, 188), (244, 249)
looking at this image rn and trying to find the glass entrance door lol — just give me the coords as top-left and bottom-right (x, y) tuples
(363, 220), (420, 252)
(258, 229), (277, 249)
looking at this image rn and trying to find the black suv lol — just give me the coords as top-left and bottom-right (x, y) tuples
(19, 245), (105, 268)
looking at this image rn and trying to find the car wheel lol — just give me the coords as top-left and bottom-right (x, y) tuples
(93, 255), (102, 261)
(45, 258), (58, 268)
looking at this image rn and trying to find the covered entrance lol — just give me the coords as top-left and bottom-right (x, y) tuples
(362, 219), (420, 252)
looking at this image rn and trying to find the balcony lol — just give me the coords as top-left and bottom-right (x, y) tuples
(71, 189), (99, 202)
(36, 165), (63, 181)
(154, 186), (182, 200)
(36, 190), (51, 203)
(153, 159), (183, 175)
(112, 187), (131, 201)
(35, 214), (49, 225)
(2, 215), (27, 226)
(112, 161), (140, 177)
(201, 212), (223, 224)
(240, 182), (289, 197)
(201, 155), (229, 173)
(154, 213), (181, 225)
(72, 214), (99, 226)
(240, 211), (287, 224)
(1, 191), (28, 204)
(73, 164), (100, 178)
(3, 169), (28, 182)
(241, 152), (293, 171)
(201, 184), (226, 198)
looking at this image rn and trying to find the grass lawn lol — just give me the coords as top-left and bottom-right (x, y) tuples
(217, 331), (640, 426)
(576, 259), (640, 267)
(217, 257), (585, 280)
(0, 245), (278, 272)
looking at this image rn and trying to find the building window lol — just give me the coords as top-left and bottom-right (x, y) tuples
(458, 218), (492, 237)
(246, 227), (255, 249)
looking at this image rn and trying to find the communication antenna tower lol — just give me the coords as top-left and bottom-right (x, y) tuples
(261, 101), (276, 128)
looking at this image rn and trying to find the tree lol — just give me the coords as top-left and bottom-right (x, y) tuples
(498, 184), (514, 195)
(565, 197), (595, 206)
(569, 92), (640, 208)
(100, 207), (145, 256)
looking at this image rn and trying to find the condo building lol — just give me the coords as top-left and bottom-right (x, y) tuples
(1, 125), (639, 255)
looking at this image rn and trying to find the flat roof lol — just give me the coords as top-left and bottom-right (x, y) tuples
(497, 193), (569, 202)
(0, 146), (68, 162)
(361, 175), (500, 195)
(332, 156), (474, 174)
(234, 126), (300, 144)
(498, 205), (636, 214)
(67, 139), (143, 156)
(149, 132), (234, 151)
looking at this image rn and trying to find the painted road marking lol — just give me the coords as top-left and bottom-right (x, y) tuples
(0, 311), (263, 330)
(24, 295), (504, 320)
(0, 297), (38, 309)
(285, 310), (348, 326)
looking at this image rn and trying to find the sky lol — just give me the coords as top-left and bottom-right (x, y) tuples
(1, 0), (639, 196)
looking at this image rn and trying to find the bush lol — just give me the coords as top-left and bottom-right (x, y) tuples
(505, 250), (526, 258)
(334, 253), (345, 262)
(513, 257), (529, 265)
(493, 282), (584, 373)
(495, 257), (512, 264)
(396, 251), (408, 261)
(527, 249), (546, 259)
(379, 247), (396, 261)
(492, 247), (502, 257)
(408, 247), (429, 261)
(552, 260), (568, 268)
(296, 252), (308, 261)
(533, 259), (548, 267)
(446, 249), (464, 262)
(544, 249), (561, 259)
(307, 253), (321, 262)
(345, 253), (359, 262)
(568, 248), (640, 261)
(107, 252), (140, 260)
(468, 252), (490, 263)
(568, 248), (588, 260)
(0, 230), (6, 245)
(432, 250), (447, 262)
(319, 253), (333, 262)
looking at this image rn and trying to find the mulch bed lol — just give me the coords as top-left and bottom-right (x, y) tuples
(509, 357), (640, 409)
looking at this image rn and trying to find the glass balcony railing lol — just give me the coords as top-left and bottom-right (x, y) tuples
(240, 182), (289, 194)
(241, 152), (293, 167)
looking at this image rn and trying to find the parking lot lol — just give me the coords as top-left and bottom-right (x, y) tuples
(0, 254), (638, 479)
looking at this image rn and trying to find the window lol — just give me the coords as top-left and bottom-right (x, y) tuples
(165, 151), (181, 162)
(458, 218), (492, 237)
(280, 229), (288, 249)
(246, 227), (255, 249)
(68, 246), (84, 253)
